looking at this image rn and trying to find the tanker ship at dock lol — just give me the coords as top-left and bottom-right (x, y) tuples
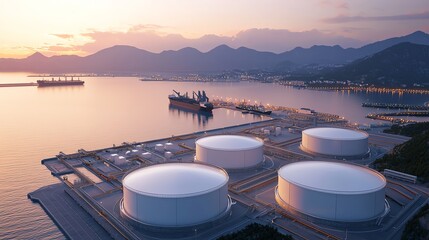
(37, 77), (84, 87)
(168, 90), (214, 112)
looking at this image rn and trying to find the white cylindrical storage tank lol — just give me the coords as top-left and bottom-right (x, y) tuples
(164, 151), (173, 159)
(141, 152), (152, 159)
(276, 161), (386, 222)
(109, 153), (119, 162)
(131, 149), (139, 156)
(122, 163), (230, 227)
(195, 135), (264, 170)
(164, 143), (174, 151)
(301, 127), (369, 157)
(275, 127), (281, 136)
(115, 156), (127, 166)
(155, 144), (164, 152)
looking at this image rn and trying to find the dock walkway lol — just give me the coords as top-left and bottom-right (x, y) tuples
(28, 183), (112, 240)
(0, 82), (38, 87)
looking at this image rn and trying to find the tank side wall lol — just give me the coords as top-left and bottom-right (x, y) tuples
(195, 144), (207, 163)
(340, 138), (368, 156)
(278, 176), (290, 203)
(123, 187), (138, 219)
(288, 183), (337, 220)
(374, 188), (386, 216)
(336, 192), (376, 221)
(303, 135), (341, 156)
(177, 190), (221, 225)
(196, 140), (263, 169)
(243, 147), (264, 168)
(136, 195), (177, 226)
(210, 149), (244, 168)
(301, 132), (310, 151)
(304, 134), (368, 156)
(219, 183), (229, 209)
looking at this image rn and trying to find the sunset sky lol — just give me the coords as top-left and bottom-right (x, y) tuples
(1, 0), (428, 58)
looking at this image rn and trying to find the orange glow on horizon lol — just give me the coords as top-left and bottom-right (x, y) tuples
(0, 0), (428, 58)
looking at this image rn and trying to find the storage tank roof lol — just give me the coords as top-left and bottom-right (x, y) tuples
(123, 163), (228, 197)
(303, 128), (368, 140)
(196, 135), (263, 151)
(279, 162), (385, 194)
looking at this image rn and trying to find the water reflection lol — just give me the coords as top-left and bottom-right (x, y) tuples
(168, 104), (213, 126)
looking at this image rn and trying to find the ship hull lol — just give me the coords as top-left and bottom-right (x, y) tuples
(169, 98), (213, 112)
(37, 80), (84, 87)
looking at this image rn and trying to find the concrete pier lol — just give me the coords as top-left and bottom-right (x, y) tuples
(28, 183), (112, 240)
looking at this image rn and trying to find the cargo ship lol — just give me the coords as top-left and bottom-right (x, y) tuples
(169, 104), (213, 126)
(236, 102), (272, 115)
(37, 77), (84, 87)
(168, 90), (213, 112)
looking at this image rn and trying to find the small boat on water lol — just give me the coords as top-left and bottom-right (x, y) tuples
(37, 77), (84, 87)
(168, 90), (213, 112)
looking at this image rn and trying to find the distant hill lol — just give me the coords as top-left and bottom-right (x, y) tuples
(0, 31), (428, 73)
(358, 31), (429, 58)
(0, 45), (281, 73)
(322, 42), (429, 86)
(278, 31), (429, 65)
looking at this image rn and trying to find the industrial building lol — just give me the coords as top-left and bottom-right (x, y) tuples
(195, 135), (264, 170)
(121, 162), (231, 227)
(301, 127), (369, 157)
(276, 161), (387, 222)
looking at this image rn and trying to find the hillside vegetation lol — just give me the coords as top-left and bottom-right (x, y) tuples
(384, 122), (429, 137)
(324, 43), (429, 86)
(374, 122), (429, 182)
(402, 204), (429, 240)
(218, 223), (292, 240)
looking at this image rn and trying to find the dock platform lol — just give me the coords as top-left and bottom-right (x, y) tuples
(0, 83), (38, 87)
(28, 183), (113, 240)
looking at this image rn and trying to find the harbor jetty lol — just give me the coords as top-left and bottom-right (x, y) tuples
(365, 111), (429, 124)
(1, 76), (85, 88)
(0, 82), (38, 87)
(362, 102), (429, 110)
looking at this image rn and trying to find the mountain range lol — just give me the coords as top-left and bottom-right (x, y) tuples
(0, 31), (428, 74)
(322, 42), (429, 86)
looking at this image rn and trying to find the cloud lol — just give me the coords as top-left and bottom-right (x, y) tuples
(318, 0), (348, 10)
(324, 11), (429, 23)
(45, 45), (78, 52)
(230, 28), (362, 52)
(65, 27), (362, 55)
(129, 24), (167, 32)
(51, 34), (74, 39)
(41, 26), (365, 56)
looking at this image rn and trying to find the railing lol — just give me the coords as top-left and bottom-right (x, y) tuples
(384, 169), (417, 184)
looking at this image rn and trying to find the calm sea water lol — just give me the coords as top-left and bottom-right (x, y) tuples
(0, 72), (428, 239)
